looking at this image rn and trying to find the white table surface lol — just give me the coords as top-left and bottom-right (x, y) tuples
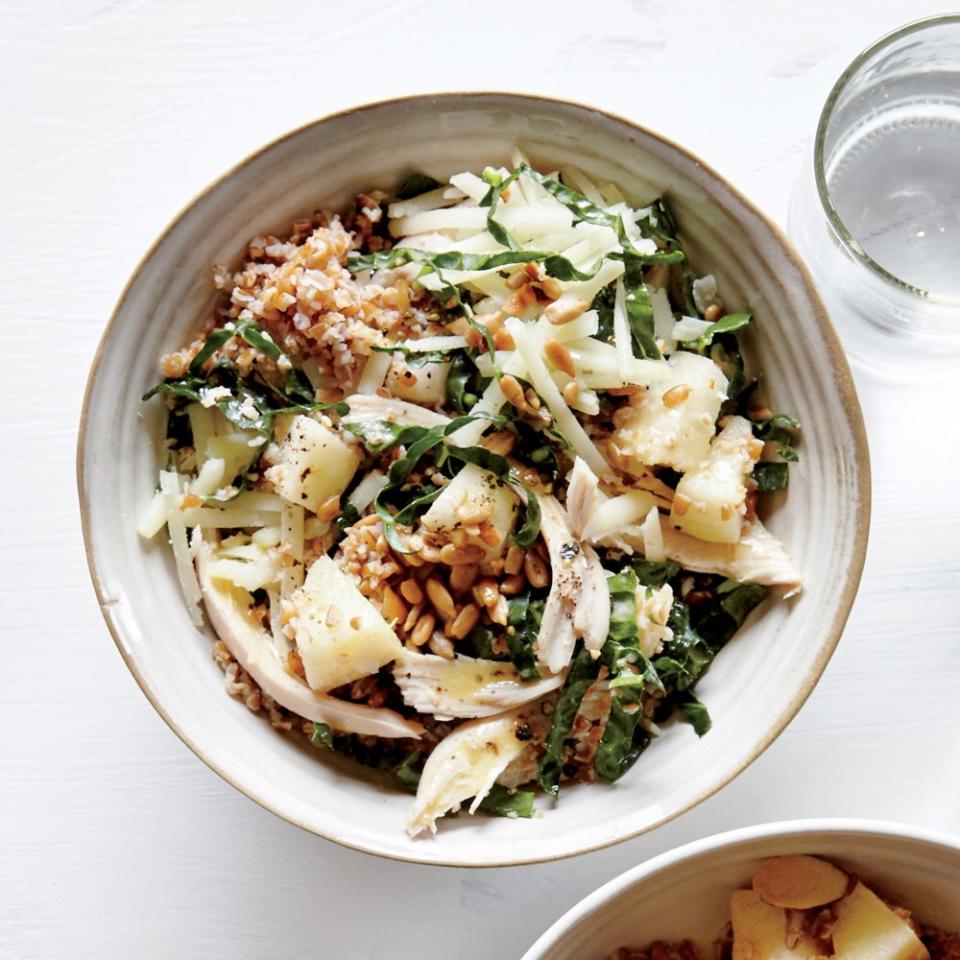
(4, 2), (960, 957)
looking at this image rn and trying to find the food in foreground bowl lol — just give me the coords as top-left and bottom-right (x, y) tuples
(612, 855), (960, 960)
(139, 151), (802, 836)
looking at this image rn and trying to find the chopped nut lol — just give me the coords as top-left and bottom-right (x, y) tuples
(426, 577), (457, 620)
(541, 276), (563, 300)
(662, 384), (692, 407)
(544, 297), (588, 325)
(428, 630), (455, 659)
(524, 551), (550, 589)
(473, 578), (500, 609)
(316, 495), (341, 523)
(449, 563), (479, 594)
(504, 545), (525, 576)
(493, 327), (516, 350)
(410, 611), (436, 647)
(382, 584), (407, 625)
(447, 603), (481, 639)
(499, 374), (527, 412)
(545, 338), (576, 377)
(400, 578), (424, 605)
(500, 573), (526, 595)
(561, 380), (580, 405)
(440, 542), (486, 566)
(483, 430), (516, 457)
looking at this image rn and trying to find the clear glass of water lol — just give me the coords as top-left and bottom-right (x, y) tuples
(789, 15), (960, 380)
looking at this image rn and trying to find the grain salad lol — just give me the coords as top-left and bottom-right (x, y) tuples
(613, 855), (960, 960)
(139, 151), (803, 836)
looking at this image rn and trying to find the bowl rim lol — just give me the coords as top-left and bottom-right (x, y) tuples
(521, 817), (960, 958)
(76, 91), (872, 867)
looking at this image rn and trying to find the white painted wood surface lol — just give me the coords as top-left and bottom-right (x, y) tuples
(3, 2), (959, 957)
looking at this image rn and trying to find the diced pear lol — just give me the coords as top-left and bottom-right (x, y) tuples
(730, 889), (820, 960)
(421, 464), (517, 557)
(611, 351), (727, 472)
(291, 555), (403, 693)
(753, 855), (850, 909)
(671, 416), (759, 544)
(386, 359), (451, 407)
(274, 415), (360, 513)
(832, 882), (930, 960)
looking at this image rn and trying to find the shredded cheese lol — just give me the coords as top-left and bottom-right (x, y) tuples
(160, 471), (203, 626)
(507, 318), (609, 476)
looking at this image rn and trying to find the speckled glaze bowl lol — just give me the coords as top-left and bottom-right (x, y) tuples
(522, 819), (960, 958)
(78, 93), (870, 867)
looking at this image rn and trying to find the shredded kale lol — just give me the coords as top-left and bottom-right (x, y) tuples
(754, 413), (801, 462)
(344, 411), (540, 553)
(477, 785), (535, 818)
(687, 312), (752, 352)
(395, 173), (441, 200)
(752, 462), (790, 492)
(371, 343), (459, 367)
(627, 558), (680, 587)
(674, 691), (712, 737)
(594, 699), (652, 782)
(445, 351), (487, 413)
(537, 647), (599, 798)
(309, 721), (334, 749)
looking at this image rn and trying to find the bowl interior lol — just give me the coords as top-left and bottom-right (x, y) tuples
(523, 823), (960, 958)
(79, 94), (869, 866)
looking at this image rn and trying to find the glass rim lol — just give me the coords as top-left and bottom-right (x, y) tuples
(814, 13), (960, 307)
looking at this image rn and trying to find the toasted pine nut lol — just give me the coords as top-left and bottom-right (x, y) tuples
(522, 261), (544, 281)
(503, 284), (538, 314)
(561, 380), (580, 404)
(500, 573), (526, 595)
(524, 388), (541, 411)
(399, 578), (424, 605)
(499, 375), (527, 411)
(544, 297), (588, 325)
(455, 499), (494, 524)
(382, 584), (407, 625)
(316, 496), (341, 523)
(505, 269), (526, 290)
(489, 594), (509, 626)
(428, 630), (456, 659)
(545, 339), (576, 377)
(440, 542), (485, 566)
(662, 384), (692, 407)
(748, 438), (764, 461)
(465, 327), (485, 350)
(483, 430), (516, 457)
(493, 327), (516, 350)
(449, 563), (479, 594)
(479, 522), (503, 547)
(473, 578), (500, 609)
(403, 602), (423, 633)
(426, 577), (457, 619)
(447, 603), (481, 640)
(704, 304), (722, 322)
(410, 612), (436, 647)
(316, 387), (343, 404)
(504, 545), (525, 576)
(524, 551), (550, 589)
(607, 385), (643, 397)
(673, 494), (691, 517)
(541, 276), (563, 300)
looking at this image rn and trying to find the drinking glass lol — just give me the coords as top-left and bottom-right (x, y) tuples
(789, 15), (960, 380)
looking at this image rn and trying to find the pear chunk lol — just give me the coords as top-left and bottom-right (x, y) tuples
(291, 555), (402, 693)
(274, 415), (360, 513)
(832, 882), (930, 960)
(753, 855), (850, 909)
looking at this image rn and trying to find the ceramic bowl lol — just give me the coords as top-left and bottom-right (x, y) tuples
(78, 93), (870, 866)
(522, 819), (960, 957)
